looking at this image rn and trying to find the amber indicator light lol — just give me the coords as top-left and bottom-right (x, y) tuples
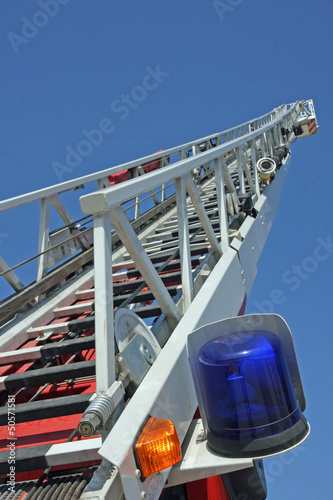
(135, 417), (181, 478)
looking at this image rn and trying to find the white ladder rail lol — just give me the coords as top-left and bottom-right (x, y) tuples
(0, 101), (303, 295)
(0, 100), (317, 500)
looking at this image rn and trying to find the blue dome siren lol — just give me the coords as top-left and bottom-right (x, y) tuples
(187, 314), (309, 459)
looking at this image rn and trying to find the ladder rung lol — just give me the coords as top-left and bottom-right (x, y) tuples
(146, 240), (209, 257)
(0, 392), (94, 425)
(1, 335), (95, 366)
(131, 304), (162, 319)
(114, 284), (179, 307)
(27, 316), (95, 337)
(1, 360), (95, 392)
(113, 270), (181, 293)
(0, 444), (50, 474)
(0, 346), (41, 365)
(54, 301), (94, 316)
(28, 322), (70, 336)
(75, 288), (95, 300)
(41, 335), (95, 360)
(147, 244), (211, 262)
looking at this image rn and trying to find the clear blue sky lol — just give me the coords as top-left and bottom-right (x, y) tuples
(1, 1), (332, 498)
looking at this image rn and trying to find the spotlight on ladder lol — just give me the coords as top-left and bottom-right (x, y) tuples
(256, 157), (276, 181)
(187, 314), (310, 459)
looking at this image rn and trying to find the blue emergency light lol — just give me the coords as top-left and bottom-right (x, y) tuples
(187, 314), (309, 458)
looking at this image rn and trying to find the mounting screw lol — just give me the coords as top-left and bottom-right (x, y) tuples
(136, 469), (141, 479)
(141, 492), (146, 499)
(140, 343), (156, 365)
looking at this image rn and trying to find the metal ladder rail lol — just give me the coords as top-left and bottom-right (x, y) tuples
(0, 130), (286, 422)
(79, 121), (299, 499)
(0, 177), (223, 481)
(0, 99), (308, 498)
(0, 101), (301, 302)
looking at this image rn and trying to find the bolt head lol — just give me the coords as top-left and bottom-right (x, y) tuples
(136, 469), (141, 479)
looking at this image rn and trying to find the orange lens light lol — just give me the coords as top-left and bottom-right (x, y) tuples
(135, 417), (181, 478)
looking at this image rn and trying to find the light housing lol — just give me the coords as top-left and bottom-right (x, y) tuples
(187, 314), (309, 459)
(135, 417), (181, 478)
(257, 157), (276, 180)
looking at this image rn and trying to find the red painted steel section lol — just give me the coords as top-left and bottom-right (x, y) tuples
(0, 305), (98, 481)
(186, 475), (229, 500)
(107, 150), (169, 185)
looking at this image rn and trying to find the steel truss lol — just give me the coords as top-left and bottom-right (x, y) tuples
(0, 100), (317, 500)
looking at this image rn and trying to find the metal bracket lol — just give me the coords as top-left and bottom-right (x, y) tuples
(167, 419), (253, 487)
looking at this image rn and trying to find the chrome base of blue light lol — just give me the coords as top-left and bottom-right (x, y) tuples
(207, 414), (310, 458)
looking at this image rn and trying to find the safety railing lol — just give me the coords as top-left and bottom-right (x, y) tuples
(0, 100), (314, 500)
(78, 101), (305, 394)
(0, 101), (303, 307)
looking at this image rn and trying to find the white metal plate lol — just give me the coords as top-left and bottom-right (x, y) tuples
(167, 419), (253, 487)
(114, 308), (161, 355)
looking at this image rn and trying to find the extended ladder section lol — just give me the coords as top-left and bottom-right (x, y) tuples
(0, 100), (317, 500)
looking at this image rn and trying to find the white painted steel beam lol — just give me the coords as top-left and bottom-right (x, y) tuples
(260, 134), (267, 158)
(0, 256), (24, 292)
(214, 157), (229, 253)
(53, 301), (94, 315)
(138, 166), (160, 206)
(251, 139), (260, 198)
(45, 437), (102, 466)
(51, 195), (90, 251)
(235, 147), (245, 195)
(175, 176), (193, 311)
(268, 129), (274, 155)
(0, 346), (41, 364)
(241, 148), (256, 196)
(93, 210), (115, 393)
(111, 206), (181, 327)
(36, 197), (51, 282)
(221, 156), (237, 195)
(184, 175), (221, 259)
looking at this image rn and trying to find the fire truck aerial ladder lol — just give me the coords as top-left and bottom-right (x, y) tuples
(0, 100), (317, 500)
